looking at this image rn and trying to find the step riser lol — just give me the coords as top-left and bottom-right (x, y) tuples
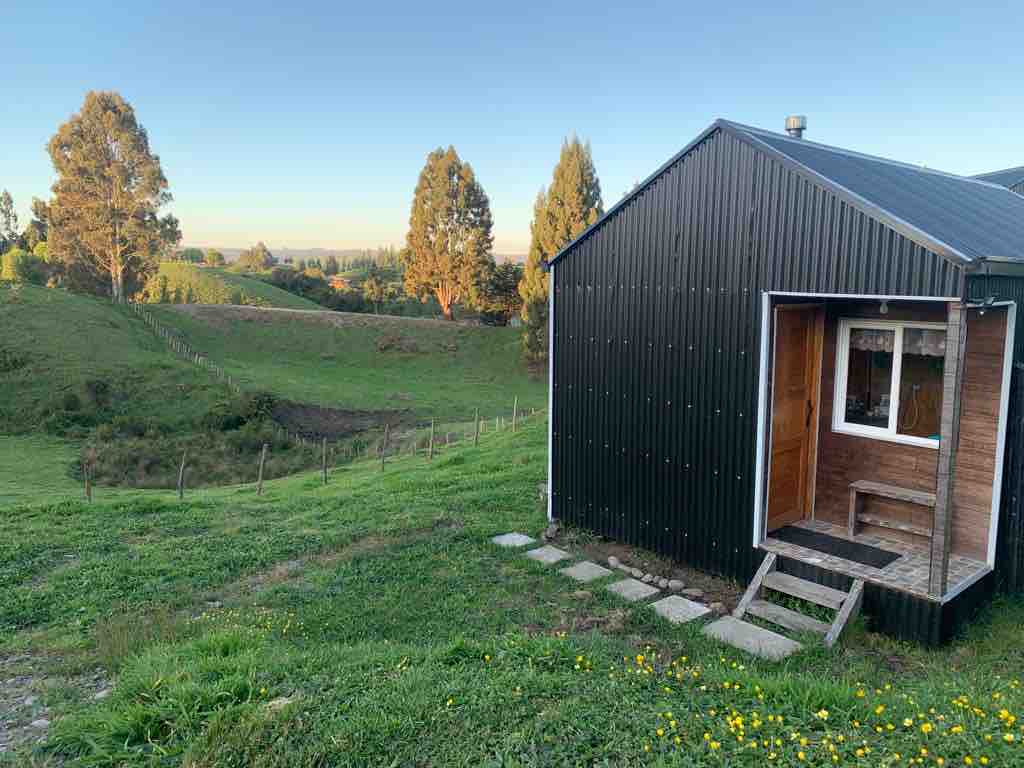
(746, 600), (829, 636)
(763, 571), (848, 610)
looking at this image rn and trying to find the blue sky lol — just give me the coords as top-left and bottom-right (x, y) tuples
(5, 1), (1023, 253)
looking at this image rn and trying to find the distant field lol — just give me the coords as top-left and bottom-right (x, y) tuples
(150, 304), (546, 421)
(207, 269), (322, 310)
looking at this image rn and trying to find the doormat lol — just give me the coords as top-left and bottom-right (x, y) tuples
(771, 526), (902, 569)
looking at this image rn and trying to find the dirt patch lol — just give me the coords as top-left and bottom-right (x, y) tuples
(270, 400), (407, 440)
(0, 652), (110, 758)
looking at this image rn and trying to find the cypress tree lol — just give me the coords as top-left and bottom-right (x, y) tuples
(519, 137), (603, 361)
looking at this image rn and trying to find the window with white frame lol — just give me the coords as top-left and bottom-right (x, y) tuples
(833, 319), (947, 448)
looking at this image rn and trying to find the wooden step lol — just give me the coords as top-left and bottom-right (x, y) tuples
(746, 599), (830, 636)
(856, 513), (931, 538)
(763, 572), (848, 610)
(824, 579), (864, 648)
(849, 480), (936, 507)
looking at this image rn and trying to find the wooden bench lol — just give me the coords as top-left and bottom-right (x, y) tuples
(848, 480), (935, 540)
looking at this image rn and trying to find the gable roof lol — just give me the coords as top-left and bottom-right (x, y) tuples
(971, 165), (1024, 190)
(550, 119), (1024, 268)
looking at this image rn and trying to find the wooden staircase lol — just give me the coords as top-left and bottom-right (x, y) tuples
(716, 553), (864, 655)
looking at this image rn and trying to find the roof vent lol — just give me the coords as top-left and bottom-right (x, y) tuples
(785, 115), (807, 139)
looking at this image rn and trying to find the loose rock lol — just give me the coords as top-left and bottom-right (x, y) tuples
(710, 601), (727, 615)
(571, 590), (593, 600)
(629, 568), (644, 579)
(607, 555), (621, 569)
(641, 574), (655, 584)
(93, 688), (112, 700)
(682, 588), (705, 600)
(668, 579), (684, 592)
(30, 719), (49, 729)
(657, 578), (669, 589)
(542, 523), (558, 540)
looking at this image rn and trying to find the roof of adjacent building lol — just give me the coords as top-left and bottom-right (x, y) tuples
(971, 165), (1024, 190)
(551, 119), (1024, 268)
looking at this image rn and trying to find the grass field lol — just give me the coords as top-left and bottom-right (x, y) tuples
(2, 419), (1023, 766)
(150, 304), (547, 421)
(209, 268), (322, 310)
(0, 435), (81, 506)
(0, 284), (227, 437)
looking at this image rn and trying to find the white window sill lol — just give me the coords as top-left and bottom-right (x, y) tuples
(831, 424), (939, 450)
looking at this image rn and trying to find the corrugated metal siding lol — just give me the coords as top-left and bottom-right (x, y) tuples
(552, 128), (964, 585)
(965, 275), (1024, 594)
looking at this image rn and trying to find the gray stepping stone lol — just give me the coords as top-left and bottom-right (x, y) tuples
(525, 545), (571, 565)
(560, 560), (612, 583)
(492, 532), (536, 548)
(607, 578), (660, 602)
(650, 595), (711, 624)
(702, 616), (802, 661)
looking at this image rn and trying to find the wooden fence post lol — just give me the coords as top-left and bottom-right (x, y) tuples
(82, 461), (92, 503)
(381, 424), (389, 471)
(322, 437), (328, 485)
(474, 408), (480, 446)
(177, 449), (187, 500)
(512, 396), (518, 432)
(429, 419), (435, 460)
(257, 443), (267, 495)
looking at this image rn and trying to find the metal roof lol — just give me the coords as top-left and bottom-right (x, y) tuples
(551, 119), (1024, 267)
(971, 165), (1024, 190)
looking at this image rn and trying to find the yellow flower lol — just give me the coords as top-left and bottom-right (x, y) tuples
(876, 705), (887, 715)
(964, 758), (973, 766)
(856, 748), (865, 758)
(1003, 732), (1015, 743)
(816, 709), (830, 720)
(710, 741), (721, 750)
(979, 757), (989, 765)
(657, 729), (664, 737)
(856, 689), (866, 698)
(904, 719), (915, 727)
(798, 751), (806, 761)
(921, 723), (934, 734)
(936, 759), (944, 766)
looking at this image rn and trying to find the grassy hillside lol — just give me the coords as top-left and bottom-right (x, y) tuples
(0, 285), (326, 491)
(2, 420), (1023, 766)
(150, 304), (546, 421)
(0, 284), (225, 437)
(210, 268), (322, 310)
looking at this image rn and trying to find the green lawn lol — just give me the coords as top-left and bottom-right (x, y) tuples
(2, 419), (1023, 766)
(150, 304), (547, 421)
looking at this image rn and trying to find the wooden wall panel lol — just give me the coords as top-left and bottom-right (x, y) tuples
(812, 302), (941, 538)
(950, 308), (1007, 561)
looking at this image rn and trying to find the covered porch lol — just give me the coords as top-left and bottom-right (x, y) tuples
(754, 293), (1015, 602)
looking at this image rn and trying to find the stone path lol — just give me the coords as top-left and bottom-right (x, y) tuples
(525, 545), (572, 565)
(703, 616), (802, 661)
(651, 595), (711, 623)
(491, 532), (536, 548)
(560, 561), (612, 583)
(495, 532), (722, 630)
(607, 577), (661, 602)
(493, 531), (805, 660)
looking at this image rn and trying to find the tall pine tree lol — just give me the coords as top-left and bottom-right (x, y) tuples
(402, 146), (494, 320)
(519, 137), (603, 361)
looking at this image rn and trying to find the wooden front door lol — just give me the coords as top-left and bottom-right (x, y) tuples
(766, 306), (823, 532)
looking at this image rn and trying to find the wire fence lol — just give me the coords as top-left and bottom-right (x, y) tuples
(112, 301), (542, 501)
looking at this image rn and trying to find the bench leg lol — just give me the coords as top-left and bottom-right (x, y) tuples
(848, 491), (860, 539)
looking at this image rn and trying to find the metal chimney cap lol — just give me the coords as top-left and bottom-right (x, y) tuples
(785, 115), (807, 138)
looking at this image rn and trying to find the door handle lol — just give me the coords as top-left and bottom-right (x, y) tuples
(805, 399), (814, 428)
